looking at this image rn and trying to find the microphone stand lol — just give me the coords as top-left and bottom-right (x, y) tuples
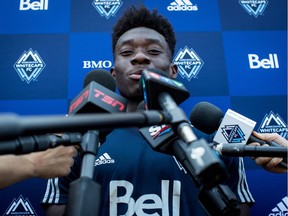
(65, 130), (101, 216)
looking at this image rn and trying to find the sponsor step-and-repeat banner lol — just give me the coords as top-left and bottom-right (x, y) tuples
(0, 0), (287, 215)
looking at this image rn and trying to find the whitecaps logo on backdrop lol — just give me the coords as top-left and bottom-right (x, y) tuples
(173, 46), (204, 81)
(13, 48), (46, 84)
(258, 111), (288, 139)
(92, 0), (123, 19)
(239, 0), (269, 17)
(3, 195), (37, 216)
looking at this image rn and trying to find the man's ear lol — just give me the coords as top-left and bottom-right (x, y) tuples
(110, 67), (116, 77)
(169, 63), (178, 79)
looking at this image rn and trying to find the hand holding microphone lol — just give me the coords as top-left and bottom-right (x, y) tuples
(190, 101), (288, 173)
(249, 131), (288, 174)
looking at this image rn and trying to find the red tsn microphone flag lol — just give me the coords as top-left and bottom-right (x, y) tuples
(69, 81), (127, 115)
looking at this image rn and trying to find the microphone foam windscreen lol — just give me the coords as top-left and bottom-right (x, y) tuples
(190, 102), (224, 134)
(83, 69), (116, 92)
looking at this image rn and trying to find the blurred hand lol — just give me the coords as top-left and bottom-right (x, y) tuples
(23, 145), (77, 178)
(249, 132), (287, 174)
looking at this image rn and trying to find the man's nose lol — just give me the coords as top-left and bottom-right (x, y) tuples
(130, 52), (150, 65)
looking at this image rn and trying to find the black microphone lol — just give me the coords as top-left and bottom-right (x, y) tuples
(66, 70), (120, 216)
(70, 69), (128, 143)
(140, 68), (193, 141)
(137, 101), (179, 154)
(190, 101), (287, 168)
(0, 133), (82, 155)
(138, 100), (250, 214)
(69, 69), (127, 115)
(0, 70), (126, 155)
(138, 100), (201, 186)
(140, 68), (190, 110)
(140, 68), (227, 189)
(214, 143), (288, 157)
(190, 101), (284, 147)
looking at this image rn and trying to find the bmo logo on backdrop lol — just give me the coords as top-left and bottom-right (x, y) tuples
(19, 0), (49, 11)
(248, 53), (279, 69)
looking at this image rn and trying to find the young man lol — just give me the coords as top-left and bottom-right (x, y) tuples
(41, 6), (254, 215)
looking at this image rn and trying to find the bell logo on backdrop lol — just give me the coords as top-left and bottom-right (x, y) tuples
(239, 0), (268, 17)
(19, 0), (48, 11)
(167, 0), (198, 11)
(248, 53), (279, 69)
(3, 195), (37, 216)
(92, 0), (123, 19)
(258, 111), (288, 139)
(13, 48), (46, 84)
(173, 46), (204, 81)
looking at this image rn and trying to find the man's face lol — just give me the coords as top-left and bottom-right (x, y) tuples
(111, 27), (177, 101)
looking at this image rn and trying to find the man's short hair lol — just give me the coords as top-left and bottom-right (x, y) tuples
(112, 5), (176, 60)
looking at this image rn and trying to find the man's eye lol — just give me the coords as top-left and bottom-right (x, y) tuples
(148, 50), (162, 55)
(120, 50), (133, 56)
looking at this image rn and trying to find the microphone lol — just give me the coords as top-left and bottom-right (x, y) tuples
(140, 69), (227, 189)
(69, 69), (128, 142)
(0, 70), (125, 155)
(190, 102), (287, 168)
(0, 133), (82, 155)
(137, 101), (178, 154)
(139, 122), (242, 214)
(69, 69), (126, 115)
(140, 68), (190, 110)
(214, 143), (288, 157)
(66, 69), (120, 216)
(141, 68), (194, 141)
(138, 92), (241, 215)
(190, 102), (284, 147)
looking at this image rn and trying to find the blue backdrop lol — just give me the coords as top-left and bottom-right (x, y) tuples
(0, 0), (287, 215)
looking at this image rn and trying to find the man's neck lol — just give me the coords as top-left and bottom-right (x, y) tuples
(126, 100), (141, 113)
